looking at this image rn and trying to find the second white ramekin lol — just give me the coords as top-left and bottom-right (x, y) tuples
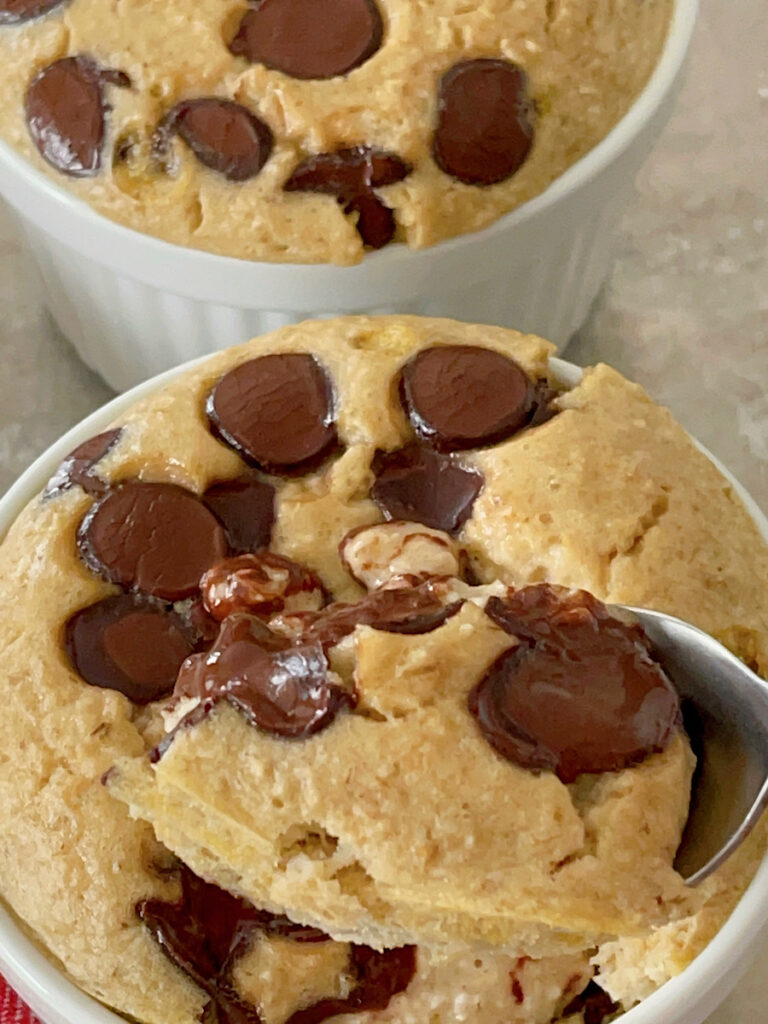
(0, 351), (766, 1024)
(0, 0), (698, 391)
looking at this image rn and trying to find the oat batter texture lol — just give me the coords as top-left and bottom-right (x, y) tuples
(1, 316), (767, 1024)
(0, 0), (671, 263)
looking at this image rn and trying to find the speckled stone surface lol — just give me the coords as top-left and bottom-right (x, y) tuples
(0, 0), (766, 1019)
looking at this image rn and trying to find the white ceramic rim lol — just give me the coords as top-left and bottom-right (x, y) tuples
(0, 351), (766, 1024)
(0, 0), (698, 304)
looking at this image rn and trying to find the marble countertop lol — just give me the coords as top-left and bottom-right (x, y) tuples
(0, 0), (766, 1019)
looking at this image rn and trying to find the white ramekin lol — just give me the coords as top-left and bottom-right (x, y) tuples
(0, 0), (698, 392)
(0, 351), (766, 1024)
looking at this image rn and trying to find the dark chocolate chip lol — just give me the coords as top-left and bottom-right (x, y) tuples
(44, 428), (122, 499)
(77, 482), (228, 601)
(203, 477), (276, 554)
(201, 552), (326, 621)
(400, 345), (535, 451)
(561, 980), (620, 1024)
(229, 0), (383, 80)
(156, 99), (273, 181)
(470, 585), (680, 783)
(65, 594), (195, 704)
(433, 58), (534, 186)
(0, 0), (67, 24)
(370, 444), (483, 534)
(302, 578), (462, 649)
(25, 56), (130, 177)
(286, 945), (417, 1024)
(207, 354), (338, 475)
(174, 614), (352, 738)
(284, 147), (411, 248)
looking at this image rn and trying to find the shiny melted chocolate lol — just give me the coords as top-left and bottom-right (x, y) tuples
(471, 585), (681, 782)
(173, 614), (353, 738)
(138, 865), (415, 1024)
(200, 552), (326, 622)
(300, 579), (463, 649)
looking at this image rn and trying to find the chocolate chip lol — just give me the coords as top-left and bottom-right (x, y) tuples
(470, 585), (680, 783)
(284, 147), (411, 248)
(229, 0), (382, 80)
(207, 354), (338, 475)
(156, 99), (273, 181)
(286, 945), (417, 1024)
(65, 595), (195, 704)
(0, 0), (67, 24)
(370, 444), (483, 534)
(400, 345), (536, 451)
(44, 428), (122, 499)
(433, 58), (534, 186)
(302, 578), (462, 649)
(174, 614), (353, 738)
(203, 477), (275, 554)
(25, 56), (130, 177)
(77, 482), (228, 601)
(201, 552), (326, 621)
(561, 980), (620, 1024)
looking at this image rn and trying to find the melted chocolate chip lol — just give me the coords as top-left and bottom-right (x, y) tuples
(284, 147), (411, 248)
(174, 614), (352, 738)
(370, 444), (483, 534)
(229, 0), (382, 80)
(400, 346), (536, 451)
(138, 864), (410, 1024)
(77, 482), (228, 601)
(207, 354), (338, 475)
(203, 477), (276, 554)
(471, 585), (680, 783)
(201, 552), (326, 621)
(65, 595), (195, 703)
(43, 428), (122, 499)
(302, 579), (462, 649)
(561, 980), (619, 1024)
(25, 56), (130, 177)
(0, 0), (67, 24)
(286, 945), (417, 1024)
(433, 58), (534, 186)
(156, 99), (273, 181)
(138, 866), (264, 1024)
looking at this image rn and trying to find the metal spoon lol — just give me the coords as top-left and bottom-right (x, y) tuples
(617, 605), (768, 886)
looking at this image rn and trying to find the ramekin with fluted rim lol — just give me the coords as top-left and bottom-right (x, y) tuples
(0, 351), (766, 1024)
(0, 0), (698, 392)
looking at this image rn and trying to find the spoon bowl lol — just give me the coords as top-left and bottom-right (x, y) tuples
(617, 605), (768, 886)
